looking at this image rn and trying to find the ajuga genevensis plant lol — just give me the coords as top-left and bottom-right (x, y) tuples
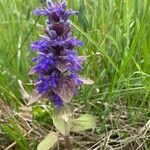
(29, 0), (96, 149)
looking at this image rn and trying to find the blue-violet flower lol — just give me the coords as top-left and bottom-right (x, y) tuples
(30, 0), (86, 107)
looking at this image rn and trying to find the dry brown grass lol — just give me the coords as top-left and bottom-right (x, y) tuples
(0, 100), (149, 150)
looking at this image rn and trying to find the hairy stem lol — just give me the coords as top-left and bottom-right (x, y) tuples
(64, 135), (72, 150)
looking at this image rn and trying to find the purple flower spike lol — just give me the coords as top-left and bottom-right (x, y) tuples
(31, 0), (87, 107)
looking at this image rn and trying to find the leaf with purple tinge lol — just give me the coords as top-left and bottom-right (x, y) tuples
(29, 67), (36, 75)
(78, 56), (87, 65)
(27, 91), (45, 106)
(53, 77), (76, 103)
(18, 80), (45, 106)
(79, 76), (94, 85)
(56, 60), (68, 72)
(26, 90), (49, 106)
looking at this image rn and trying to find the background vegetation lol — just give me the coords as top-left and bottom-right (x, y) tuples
(0, 0), (150, 149)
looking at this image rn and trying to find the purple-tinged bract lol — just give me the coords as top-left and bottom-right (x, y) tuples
(31, 0), (86, 107)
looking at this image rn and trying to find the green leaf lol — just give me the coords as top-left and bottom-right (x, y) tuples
(72, 114), (96, 132)
(32, 105), (52, 123)
(52, 106), (73, 136)
(2, 124), (28, 150)
(37, 131), (59, 150)
(72, 22), (119, 73)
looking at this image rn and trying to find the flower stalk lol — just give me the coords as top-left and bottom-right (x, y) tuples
(64, 135), (72, 150)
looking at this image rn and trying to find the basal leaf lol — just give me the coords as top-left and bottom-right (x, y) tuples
(37, 131), (59, 150)
(52, 106), (73, 136)
(72, 114), (96, 132)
